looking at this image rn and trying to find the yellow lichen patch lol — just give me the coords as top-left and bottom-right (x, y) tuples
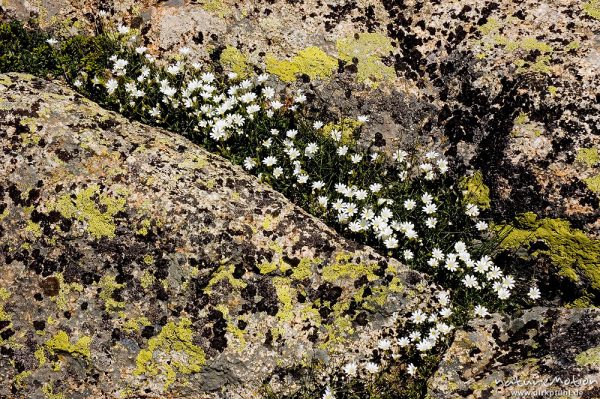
(520, 37), (553, 53)
(272, 277), (295, 322)
(584, 174), (600, 194)
(54, 184), (127, 239)
(123, 316), (151, 333)
(49, 273), (84, 311)
(220, 46), (252, 78)
(322, 118), (363, 144)
(177, 154), (208, 170)
(265, 47), (338, 82)
(197, 0), (231, 17)
(575, 346), (600, 366)
(206, 263), (247, 292)
(134, 318), (206, 390)
(459, 171), (491, 209)
(42, 381), (65, 399)
(140, 270), (156, 290)
(498, 213), (600, 296)
(291, 258), (320, 281)
(576, 147), (600, 167)
(336, 33), (395, 87)
(479, 18), (500, 35)
(45, 330), (91, 359)
(98, 275), (125, 312)
(584, 0), (600, 20)
(14, 370), (31, 389)
(321, 252), (379, 283)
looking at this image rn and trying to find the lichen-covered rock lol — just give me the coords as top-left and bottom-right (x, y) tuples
(428, 307), (600, 399)
(0, 73), (432, 398)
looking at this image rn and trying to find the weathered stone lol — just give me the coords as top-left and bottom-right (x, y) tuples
(428, 307), (600, 399)
(0, 73), (433, 397)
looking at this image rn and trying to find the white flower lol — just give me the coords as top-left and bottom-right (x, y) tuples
(262, 87), (275, 99)
(404, 199), (416, 210)
(421, 192), (433, 204)
(247, 104), (261, 114)
(403, 250), (414, 260)
(273, 167), (283, 178)
(425, 217), (437, 228)
(354, 189), (368, 201)
(462, 274), (479, 289)
(465, 203), (480, 217)
(286, 129), (298, 139)
(117, 24), (130, 34)
(322, 387), (335, 399)
(411, 309), (427, 324)
(257, 73), (269, 83)
(337, 146), (348, 156)
(351, 154), (363, 164)
(397, 337), (410, 347)
(369, 183), (382, 193)
(105, 78), (119, 94)
(357, 115), (369, 123)
(312, 181), (325, 190)
(285, 147), (300, 160)
(313, 121), (324, 129)
(432, 248), (444, 261)
(416, 339), (434, 352)
(437, 290), (450, 306)
(179, 46), (191, 55)
(317, 196), (328, 208)
(262, 156), (277, 167)
(422, 203), (437, 214)
(201, 72), (215, 83)
(305, 143), (319, 158)
(297, 174), (309, 184)
(364, 362), (379, 374)
(270, 100), (283, 110)
(384, 236), (399, 249)
(476, 221), (489, 231)
(474, 305), (489, 318)
(528, 286), (541, 300)
(378, 339), (392, 351)
(73, 79), (82, 88)
(409, 331), (422, 341)
(437, 159), (449, 173)
(371, 152), (379, 161)
(502, 275), (515, 290)
(407, 363), (417, 376)
(439, 307), (452, 318)
(294, 93), (307, 103)
(497, 287), (511, 300)
(46, 38), (58, 46)
(343, 362), (358, 377)
(437, 322), (453, 335)
(330, 129), (342, 142)
(486, 266), (503, 281)
(380, 207), (393, 220)
(445, 258), (459, 272)
(243, 157), (256, 170)
(393, 149), (408, 162)
(135, 46), (147, 54)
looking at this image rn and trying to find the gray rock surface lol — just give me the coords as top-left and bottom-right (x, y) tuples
(428, 307), (600, 399)
(0, 73), (432, 398)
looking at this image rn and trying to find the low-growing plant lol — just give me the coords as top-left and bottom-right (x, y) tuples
(0, 17), (543, 399)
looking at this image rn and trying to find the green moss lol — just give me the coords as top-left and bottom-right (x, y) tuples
(499, 213), (600, 292)
(220, 46), (252, 78)
(576, 148), (600, 167)
(134, 318), (206, 389)
(265, 46), (338, 82)
(45, 330), (91, 358)
(336, 33), (395, 87)
(584, 174), (600, 194)
(54, 184), (127, 239)
(575, 346), (600, 366)
(321, 252), (379, 283)
(584, 0), (600, 20)
(98, 275), (125, 312)
(459, 171), (491, 209)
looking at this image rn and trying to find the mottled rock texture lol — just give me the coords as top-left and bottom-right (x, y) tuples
(0, 73), (431, 398)
(429, 307), (600, 399)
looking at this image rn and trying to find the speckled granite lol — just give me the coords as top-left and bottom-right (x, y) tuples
(0, 73), (432, 398)
(428, 307), (600, 399)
